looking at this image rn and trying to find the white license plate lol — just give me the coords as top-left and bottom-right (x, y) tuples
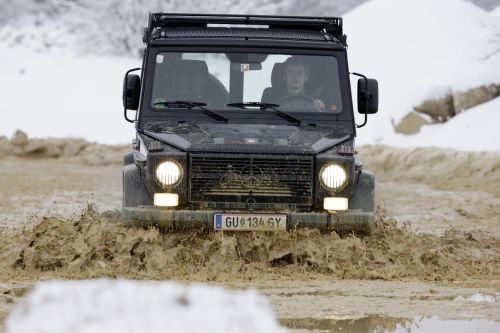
(214, 213), (287, 231)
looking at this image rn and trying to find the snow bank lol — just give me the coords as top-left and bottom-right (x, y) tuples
(0, 44), (137, 144)
(345, 0), (500, 148)
(6, 279), (285, 333)
(365, 96), (500, 151)
(493, 5), (500, 16)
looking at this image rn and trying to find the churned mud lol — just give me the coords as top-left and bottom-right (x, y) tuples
(0, 206), (499, 283)
(0, 140), (499, 331)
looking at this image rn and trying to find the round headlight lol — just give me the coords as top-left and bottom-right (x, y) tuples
(320, 163), (347, 189)
(155, 160), (182, 186)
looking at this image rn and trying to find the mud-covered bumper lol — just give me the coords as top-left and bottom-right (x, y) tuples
(123, 207), (374, 233)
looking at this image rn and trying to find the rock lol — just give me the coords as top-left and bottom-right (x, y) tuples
(453, 84), (500, 114)
(20, 140), (48, 155)
(412, 83), (500, 124)
(10, 130), (28, 146)
(394, 111), (430, 135)
(414, 93), (455, 123)
(11, 139), (60, 158)
(61, 139), (88, 157)
(44, 141), (64, 158)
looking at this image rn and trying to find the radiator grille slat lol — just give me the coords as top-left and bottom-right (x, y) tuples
(189, 154), (313, 205)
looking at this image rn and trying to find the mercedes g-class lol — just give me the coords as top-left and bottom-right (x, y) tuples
(122, 13), (379, 233)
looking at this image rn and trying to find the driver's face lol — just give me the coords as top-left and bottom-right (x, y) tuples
(285, 64), (308, 94)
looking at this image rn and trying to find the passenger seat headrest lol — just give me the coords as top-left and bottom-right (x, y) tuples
(176, 60), (209, 78)
(271, 62), (285, 88)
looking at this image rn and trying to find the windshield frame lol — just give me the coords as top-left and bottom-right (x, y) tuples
(138, 44), (354, 132)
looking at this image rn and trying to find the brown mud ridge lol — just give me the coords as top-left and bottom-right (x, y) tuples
(0, 130), (128, 165)
(358, 145), (500, 197)
(1, 206), (498, 282)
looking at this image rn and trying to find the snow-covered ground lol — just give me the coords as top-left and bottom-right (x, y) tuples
(347, 0), (500, 150)
(374, 96), (500, 151)
(493, 4), (500, 15)
(0, 44), (138, 144)
(1, 0), (500, 150)
(6, 280), (285, 333)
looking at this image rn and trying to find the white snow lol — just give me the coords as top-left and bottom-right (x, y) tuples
(493, 5), (500, 17)
(1, 0), (500, 151)
(6, 279), (286, 333)
(0, 44), (138, 144)
(346, 0), (500, 150)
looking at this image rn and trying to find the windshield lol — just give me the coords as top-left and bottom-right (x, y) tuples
(151, 52), (343, 113)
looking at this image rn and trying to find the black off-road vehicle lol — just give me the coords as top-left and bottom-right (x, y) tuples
(122, 13), (378, 233)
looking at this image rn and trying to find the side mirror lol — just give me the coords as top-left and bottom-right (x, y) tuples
(357, 78), (378, 114)
(123, 74), (141, 111)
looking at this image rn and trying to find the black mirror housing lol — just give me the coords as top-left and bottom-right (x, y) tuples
(123, 74), (141, 111)
(357, 78), (378, 114)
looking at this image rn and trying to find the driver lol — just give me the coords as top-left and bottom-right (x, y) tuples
(281, 57), (325, 111)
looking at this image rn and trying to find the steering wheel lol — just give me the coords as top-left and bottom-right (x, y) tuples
(276, 94), (319, 111)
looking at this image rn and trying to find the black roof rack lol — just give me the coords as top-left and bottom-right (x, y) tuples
(143, 13), (346, 46)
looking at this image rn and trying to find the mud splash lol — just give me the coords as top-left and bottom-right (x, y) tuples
(0, 206), (499, 282)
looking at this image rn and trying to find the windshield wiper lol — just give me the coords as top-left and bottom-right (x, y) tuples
(154, 100), (228, 122)
(227, 102), (301, 126)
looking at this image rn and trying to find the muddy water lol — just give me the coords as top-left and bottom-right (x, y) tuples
(376, 181), (500, 235)
(0, 144), (499, 331)
(281, 316), (500, 332)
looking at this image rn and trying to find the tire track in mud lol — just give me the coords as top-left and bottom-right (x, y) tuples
(1, 206), (499, 282)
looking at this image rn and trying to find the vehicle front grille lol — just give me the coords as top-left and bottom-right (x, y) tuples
(189, 153), (313, 207)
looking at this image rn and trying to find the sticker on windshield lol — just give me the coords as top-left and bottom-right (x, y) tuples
(156, 55), (164, 64)
(241, 64), (250, 72)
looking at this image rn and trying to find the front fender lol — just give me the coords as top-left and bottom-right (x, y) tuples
(349, 169), (375, 212)
(123, 164), (152, 208)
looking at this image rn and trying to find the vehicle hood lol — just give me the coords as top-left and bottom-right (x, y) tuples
(143, 122), (351, 154)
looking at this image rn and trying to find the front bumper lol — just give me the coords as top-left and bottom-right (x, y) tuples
(123, 207), (374, 233)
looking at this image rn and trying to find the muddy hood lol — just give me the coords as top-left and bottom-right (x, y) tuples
(143, 122), (351, 154)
